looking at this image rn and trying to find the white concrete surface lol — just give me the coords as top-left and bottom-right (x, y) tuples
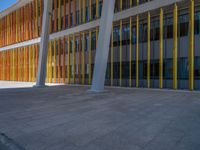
(0, 81), (61, 89)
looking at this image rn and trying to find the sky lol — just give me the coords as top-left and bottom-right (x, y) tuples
(0, 0), (17, 12)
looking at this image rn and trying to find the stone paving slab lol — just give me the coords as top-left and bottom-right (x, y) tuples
(0, 82), (200, 150)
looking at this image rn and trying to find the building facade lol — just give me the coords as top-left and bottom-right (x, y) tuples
(0, 0), (199, 90)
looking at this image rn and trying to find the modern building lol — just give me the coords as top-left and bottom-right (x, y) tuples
(0, 0), (199, 90)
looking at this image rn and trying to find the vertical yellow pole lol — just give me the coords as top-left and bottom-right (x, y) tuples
(9, 51), (11, 80)
(129, 17), (132, 87)
(83, 0), (86, 23)
(173, 4), (178, 90)
(111, 27), (114, 86)
(2, 52), (3, 80)
(0, 52), (1, 80)
(29, 46), (32, 82)
(120, 20), (122, 86)
(120, 0), (122, 11)
(9, 51), (12, 81)
(24, 47), (26, 81)
(2, 51), (5, 80)
(130, 0), (132, 7)
(1, 52), (3, 80)
(49, 41), (52, 83)
(147, 12), (151, 88)
(159, 8), (163, 89)
(0, 53), (2, 80)
(189, 0), (194, 91)
(0, 52), (3, 80)
(90, 0), (92, 21)
(13, 50), (15, 81)
(89, 31), (92, 85)
(7, 51), (9, 81)
(46, 43), (49, 83)
(82, 32), (85, 84)
(96, 0), (99, 18)
(136, 0), (140, 5)
(73, 35), (76, 84)
(21, 48), (23, 81)
(35, 0), (39, 37)
(62, 38), (66, 83)
(18, 49), (20, 81)
(16, 48), (20, 81)
(13, 50), (16, 81)
(20, 48), (23, 81)
(58, 39), (61, 83)
(53, 39), (57, 83)
(20, 49), (22, 81)
(136, 15), (139, 88)
(48, 42), (50, 83)
(32, 45), (35, 81)
(68, 36), (71, 84)
(2, 52), (4, 80)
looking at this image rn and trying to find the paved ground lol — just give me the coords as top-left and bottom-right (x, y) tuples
(0, 82), (200, 150)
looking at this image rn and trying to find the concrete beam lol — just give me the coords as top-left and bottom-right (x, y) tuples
(91, 0), (116, 91)
(35, 0), (52, 87)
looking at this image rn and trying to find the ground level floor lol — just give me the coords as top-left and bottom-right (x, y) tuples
(0, 82), (200, 150)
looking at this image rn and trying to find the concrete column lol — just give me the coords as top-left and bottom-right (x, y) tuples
(91, 0), (116, 91)
(35, 0), (52, 87)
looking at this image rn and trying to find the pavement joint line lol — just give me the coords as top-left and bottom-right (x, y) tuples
(0, 133), (26, 150)
(106, 86), (200, 94)
(0, 81), (200, 94)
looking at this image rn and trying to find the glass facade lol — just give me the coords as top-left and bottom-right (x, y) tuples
(0, 0), (199, 90)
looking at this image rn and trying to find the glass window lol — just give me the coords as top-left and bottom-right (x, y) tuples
(91, 32), (96, 50)
(132, 26), (136, 44)
(113, 26), (120, 47)
(195, 57), (200, 79)
(195, 12), (200, 35)
(166, 17), (173, 39)
(154, 20), (159, 41)
(122, 24), (130, 45)
(163, 59), (173, 79)
(113, 62), (120, 79)
(179, 14), (189, 37)
(85, 34), (89, 51)
(178, 57), (188, 80)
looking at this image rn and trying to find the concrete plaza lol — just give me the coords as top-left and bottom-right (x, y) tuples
(0, 81), (200, 150)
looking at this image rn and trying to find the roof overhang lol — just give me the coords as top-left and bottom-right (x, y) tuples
(0, 0), (33, 19)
